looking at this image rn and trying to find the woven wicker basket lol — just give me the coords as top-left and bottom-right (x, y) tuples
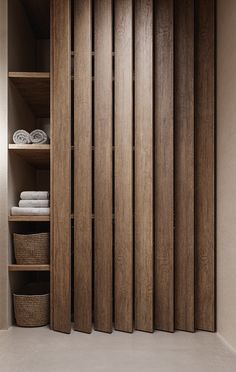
(13, 282), (50, 327)
(13, 232), (49, 265)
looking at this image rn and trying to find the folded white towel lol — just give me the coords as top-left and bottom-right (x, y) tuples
(13, 130), (31, 144)
(11, 207), (50, 216)
(19, 200), (50, 208)
(20, 191), (49, 200)
(30, 129), (48, 144)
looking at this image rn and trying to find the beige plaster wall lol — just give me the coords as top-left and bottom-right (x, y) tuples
(217, 0), (236, 352)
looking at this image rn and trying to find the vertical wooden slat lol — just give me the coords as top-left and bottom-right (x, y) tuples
(195, 0), (215, 332)
(94, 0), (113, 333)
(155, 0), (174, 333)
(135, 0), (154, 333)
(114, 0), (133, 333)
(74, 0), (92, 333)
(51, 0), (71, 334)
(175, 0), (195, 332)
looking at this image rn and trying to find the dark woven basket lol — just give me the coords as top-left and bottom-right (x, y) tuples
(13, 232), (49, 265)
(13, 282), (50, 327)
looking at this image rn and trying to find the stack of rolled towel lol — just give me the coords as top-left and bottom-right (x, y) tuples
(11, 191), (50, 216)
(13, 129), (49, 144)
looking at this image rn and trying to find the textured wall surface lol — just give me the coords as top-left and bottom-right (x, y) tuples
(217, 0), (236, 352)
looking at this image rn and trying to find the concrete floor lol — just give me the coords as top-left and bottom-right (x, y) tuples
(0, 327), (236, 372)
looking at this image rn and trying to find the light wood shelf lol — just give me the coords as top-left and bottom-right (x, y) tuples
(8, 215), (50, 222)
(9, 144), (50, 169)
(8, 72), (50, 118)
(8, 264), (50, 272)
(8, 215), (76, 222)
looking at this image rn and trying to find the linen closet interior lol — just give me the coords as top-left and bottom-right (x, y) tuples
(5, 0), (215, 335)
(8, 0), (51, 322)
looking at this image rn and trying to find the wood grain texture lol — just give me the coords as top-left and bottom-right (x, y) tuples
(175, 0), (195, 332)
(114, 0), (133, 333)
(154, 0), (174, 333)
(74, 0), (92, 334)
(51, 0), (71, 334)
(195, 0), (215, 332)
(8, 72), (50, 117)
(8, 265), (50, 272)
(8, 215), (50, 222)
(135, 0), (154, 333)
(94, 0), (113, 333)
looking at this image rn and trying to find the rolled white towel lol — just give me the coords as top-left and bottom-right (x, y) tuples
(13, 130), (31, 144)
(30, 129), (48, 144)
(19, 200), (50, 208)
(11, 207), (50, 216)
(20, 191), (49, 200)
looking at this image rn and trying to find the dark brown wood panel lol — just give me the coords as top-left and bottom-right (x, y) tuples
(114, 0), (133, 333)
(175, 0), (195, 332)
(74, 0), (92, 334)
(51, 0), (71, 334)
(195, 0), (215, 332)
(94, 0), (113, 333)
(135, 0), (154, 333)
(154, 0), (174, 333)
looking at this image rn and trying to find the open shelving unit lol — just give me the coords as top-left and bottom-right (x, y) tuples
(7, 0), (51, 325)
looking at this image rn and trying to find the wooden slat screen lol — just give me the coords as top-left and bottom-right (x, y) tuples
(94, 0), (113, 333)
(195, 0), (215, 332)
(114, 0), (133, 333)
(135, 0), (154, 333)
(72, 0), (215, 335)
(51, 0), (71, 334)
(174, 0), (195, 332)
(74, 0), (93, 334)
(155, 0), (174, 333)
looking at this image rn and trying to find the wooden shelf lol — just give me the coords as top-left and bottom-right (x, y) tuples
(9, 215), (50, 222)
(9, 215), (75, 222)
(8, 264), (50, 272)
(8, 72), (50, 118)
(9, 144), (50, 169)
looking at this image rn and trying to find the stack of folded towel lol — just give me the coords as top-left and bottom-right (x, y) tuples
(11, 191), (50, 216)
(13, 129), (49, 144)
